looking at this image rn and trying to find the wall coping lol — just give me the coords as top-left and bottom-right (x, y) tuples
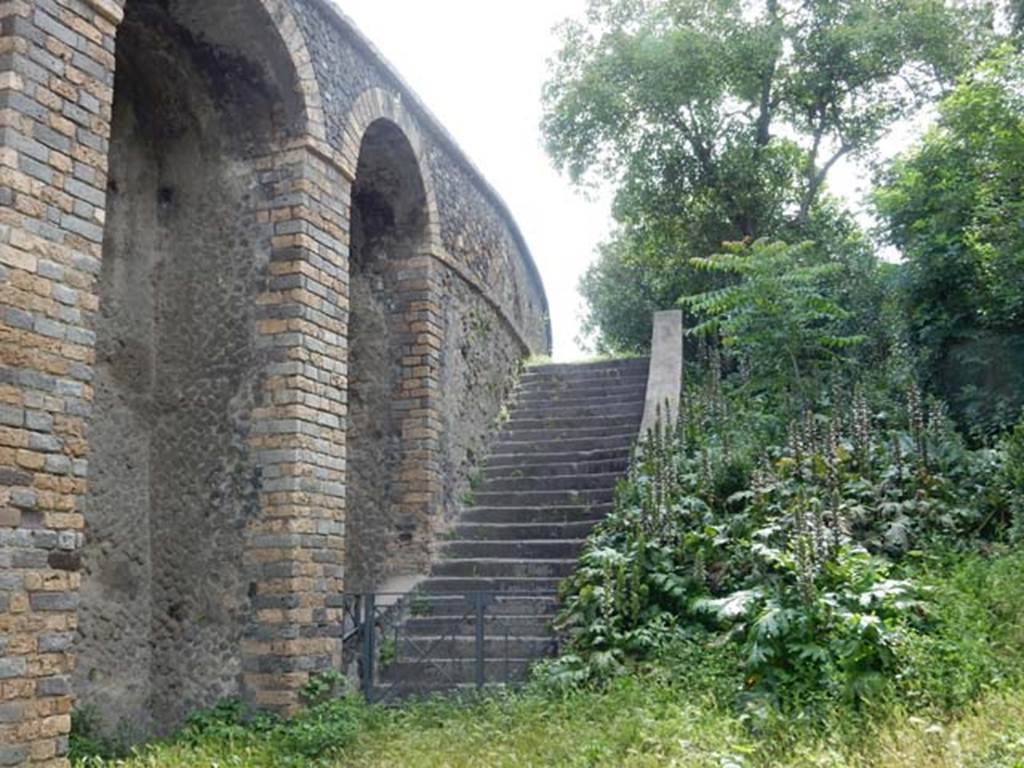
(83, 0), (125, 24)
(304, 0), (553, 354)
(639, 310), (684, 438)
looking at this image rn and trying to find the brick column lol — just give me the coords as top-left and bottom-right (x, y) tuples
(242, 144), (349, 711)
(392, 254), (444, 569)
(0, 0), (120, 763)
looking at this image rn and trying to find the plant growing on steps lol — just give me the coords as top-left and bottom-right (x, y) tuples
(547, 366), (1018, 714)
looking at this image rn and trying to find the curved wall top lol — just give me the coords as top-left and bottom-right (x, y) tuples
(288, 0), (553, 355)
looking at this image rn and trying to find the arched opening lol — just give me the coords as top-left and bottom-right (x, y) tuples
(77, 0), (306, 736)
(346, 119), (432, 592)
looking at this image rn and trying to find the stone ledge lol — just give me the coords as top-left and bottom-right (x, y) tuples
(424, 246), (531, 357)
(82, 0), (124, 25)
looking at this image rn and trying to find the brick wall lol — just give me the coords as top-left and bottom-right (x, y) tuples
(0, 0), (119, 762)
(0, 0), (550, 761)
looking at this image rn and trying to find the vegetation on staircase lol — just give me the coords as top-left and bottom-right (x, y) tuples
(549, 353), (1024, 717)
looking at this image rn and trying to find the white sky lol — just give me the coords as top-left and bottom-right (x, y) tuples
(337, 1), (920, 360)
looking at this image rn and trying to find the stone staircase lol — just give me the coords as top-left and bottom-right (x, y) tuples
(373, 357), (649, 698)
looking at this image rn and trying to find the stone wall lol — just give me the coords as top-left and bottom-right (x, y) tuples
(0, 0), (550, 762)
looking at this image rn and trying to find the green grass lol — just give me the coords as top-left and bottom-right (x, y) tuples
(74, 549), (1024, 768)
(74, 679), (1024, 768)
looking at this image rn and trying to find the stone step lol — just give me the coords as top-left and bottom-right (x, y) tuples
(512, 401), (644, 421)
(516, 388), (647, 407)
(520, 363), (648, 378)
(481, 472), (622, 493)
(354, 355), (650, 702)
(486, 448), (632, 470)
(490, 434), (635, 456)
(509, 403), (644, 423)
(523, 358), (649, 379)
(498, 424), (643, 443)
(440, 539), (586, 560)
(452, 520), (600, 540)
(393, 635), (557, 660)
(460, 504), (611, 524)
(403, 594), (559, 618)
(503, 413), (642, 432)
(517, 377), (648, 399)
(483, 457), (629, 479)
(419, 577), (563, 594)
(472, 487), (614, 507)
(430, 559), (577, 579)
(403, 614), (553, 637)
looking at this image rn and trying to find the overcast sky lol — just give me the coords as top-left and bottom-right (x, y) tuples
(337, 1), (914, 360)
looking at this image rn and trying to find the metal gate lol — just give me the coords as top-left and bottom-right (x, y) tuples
(341, 591), (560, 704)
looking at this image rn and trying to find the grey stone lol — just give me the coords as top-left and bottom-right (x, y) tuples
(51, 284), (78, 306)
(0, 657), (26, 679)
(32, 121), (70, 153)
(26, 410), (53, 432)
(0, 406), (23, 427)
(29, 592), (79, 612)
(37, 260), (63, 280)
(0, 746), (28, 766)
(36, 676), (70, 696)
(38, 633), (74, 653)
(44, 454), (71, 475)
(28, 432), (59, 453)
(10, 489), (37, 509)
(34, 317), (65, 340)
(18, 154), (53, 184)
(61, 213), (103, 242)
(33, 8), (81, 50)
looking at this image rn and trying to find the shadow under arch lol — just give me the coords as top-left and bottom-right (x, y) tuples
(78, 0), (322, 738)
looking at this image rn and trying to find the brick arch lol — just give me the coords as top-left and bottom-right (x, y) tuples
(341, 87), (444, 255)
(343, 89), (448, 589)
(105, 0), (328, 144)
(78, 0), (349, 731)
(254, 0), (329, 144)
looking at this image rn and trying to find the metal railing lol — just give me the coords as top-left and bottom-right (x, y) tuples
(341, 591), (560, 704)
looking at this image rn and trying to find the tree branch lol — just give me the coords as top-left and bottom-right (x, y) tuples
(799, 139), (853, 225)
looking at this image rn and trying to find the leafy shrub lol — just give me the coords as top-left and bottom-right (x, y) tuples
(550, 364), (1016, 717)
(69, 708), (130, 763)
(74, 673), (367, 768)
(697, 546), (922, 712)
(898, 546), (1024, 711)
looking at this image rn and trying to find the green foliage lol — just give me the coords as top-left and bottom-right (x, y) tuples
(683, 239), (870, 399)
(74, 673), (365, 768)
(899, 547), (1024, 712)
(550, 359), (1018, 717)
(83, 552), (1024, 767)
(69, 708), (130, 763)
(876, 46), (1024, 437)
(697, 546), (922, 713)
(544, 0), (989, 351)
(1004, 421), (1024, 539)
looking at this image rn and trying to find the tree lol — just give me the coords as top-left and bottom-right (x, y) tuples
(684, 239), (871, 399)
(875, 46), (1024, 437)
(543, 0), (990, 351)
